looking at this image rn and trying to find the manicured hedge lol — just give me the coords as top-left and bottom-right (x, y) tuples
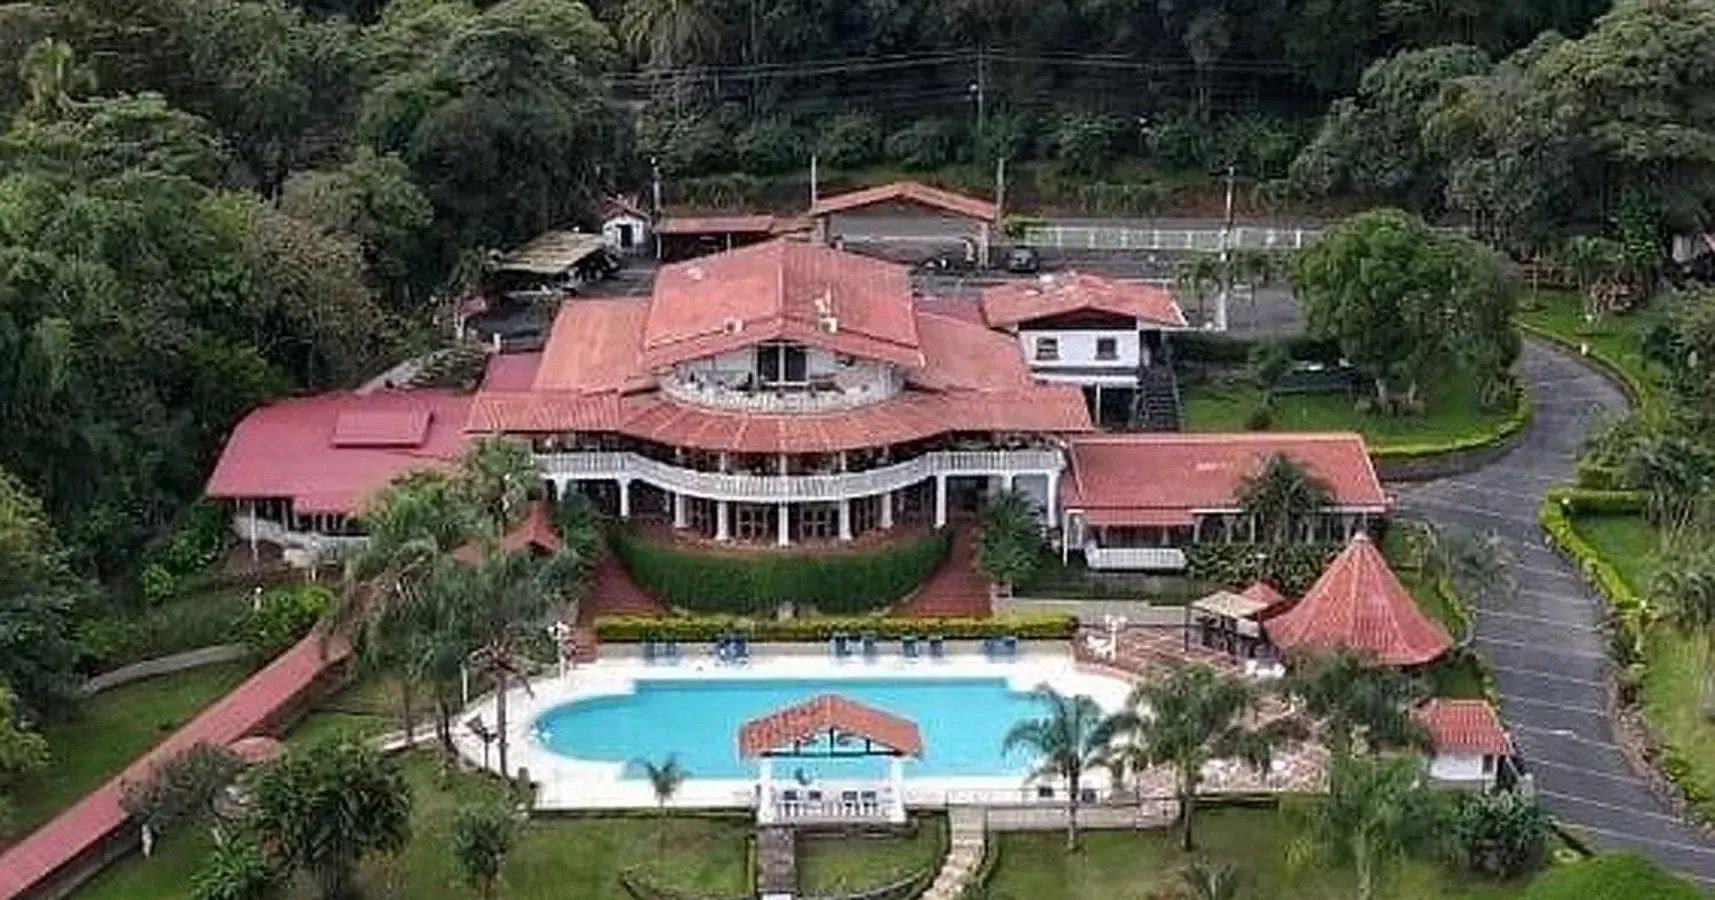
(609, 528), (953, 615)
(1537, 488), (1651, 645)
(1516, 319), (1658, 412)
(594, 613), (1077, 642)
(1368, 382), (1532, 461)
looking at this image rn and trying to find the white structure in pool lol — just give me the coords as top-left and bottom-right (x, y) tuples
(453, 649), (1133, 822)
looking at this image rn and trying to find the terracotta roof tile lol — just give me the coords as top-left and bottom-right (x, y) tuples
(480, 352), (544, 392)
(1265, 534), (1452, 666)
(533, 298), (653, 393)
(809, 181), (998, 222)
(982, 273), (1188, 329)
(1414, 699), (1512, 756)
(656, 215), (778, 235)
(911, 310), (1036, 391)
(1241, 581), (1293, 617)
(1061, 433), (1389, 525)
(204, 391), (472, 516)
(738, 695), (922, 758)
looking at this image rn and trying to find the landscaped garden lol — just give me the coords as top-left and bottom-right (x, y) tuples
(795, 816), (946, 895)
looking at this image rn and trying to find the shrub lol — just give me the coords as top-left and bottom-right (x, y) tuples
(159, 499), (233, 576)
(594, 612), (1076, 642)
(140, 563), (179, 606)
(1072, 181), (1167, 216)
(676, 173), (765, 209)
(1242, 403), (1274, 430)
(609, 528), (952, 615)
(816, 112), (883, 169)
(735, 118), (804, 174)
(1524, 853), (1701, 900)
(1146, 109), (1214, 171)
(885, 118), (963, 170)
(1452, 789), (1549, 879)
(1184, 543), (1339, 596)
(237, 583), (334, 659)
(1051, 112), (1124, 177)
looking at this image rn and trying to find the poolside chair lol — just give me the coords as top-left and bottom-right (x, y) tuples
(981, 636), (997, 660)
(733, 636), (751, 664)
(928, 634), (946, 659)
(901, 635), (920, 660)
(860, 633), (878, 661)
(831, 633), (851, 660)
(1001, 635), (1020, 658)
(664, 641), (682, 664)
(642, 640), (657, 663)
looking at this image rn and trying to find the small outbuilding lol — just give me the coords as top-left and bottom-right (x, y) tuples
(655, 215), (794, 261)
(1264, 532), (1452, 667)
(808, 181), (999, 267)
(600, 197), (652, 256)
(1414, 699), (1513, 789)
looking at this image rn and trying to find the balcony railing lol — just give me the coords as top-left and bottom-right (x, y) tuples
(1083, 544), (1188, 572)
(536, 449), (1063, 503)
(661, 368), (903, 413)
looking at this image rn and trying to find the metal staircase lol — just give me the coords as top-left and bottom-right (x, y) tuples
(1133, 363), (1184, 431)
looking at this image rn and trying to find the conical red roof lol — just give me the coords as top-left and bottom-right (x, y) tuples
(1265, 534), (1451, 666)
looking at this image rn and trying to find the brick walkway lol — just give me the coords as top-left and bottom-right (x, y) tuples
(576, 556), (666, 625)
(894, 528), (991, 618)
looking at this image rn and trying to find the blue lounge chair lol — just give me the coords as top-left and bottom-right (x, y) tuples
(664, 641), (682, 663)
(928, 634), (946, 659)
(861, 633), (878, 661)
(901, 635), (920, 660)
(981, 636), (996, 660)
(831, 633), (851, 659)
(1002, 635), (1020, 658)
(642, 640), (657, 663)
(733, 636), (750, 664)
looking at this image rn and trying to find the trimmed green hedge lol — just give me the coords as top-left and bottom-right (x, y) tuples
(610, 528), (953, 615)
(594, 613), (1076, 642)
(1516, 319), (1658, 412)
(1368, 382), (1533, 461)
(1537, 488), (1652, 670)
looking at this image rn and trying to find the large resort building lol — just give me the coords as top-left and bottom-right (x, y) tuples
(205, 236), (1390, 569)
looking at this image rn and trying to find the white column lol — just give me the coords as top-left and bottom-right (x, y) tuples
(1002, 473), (1015, 494)
(716, 501), (730, 541)
(1044, 472), (1058, 524)
(617, 479), (632, 519)
(934, 476), (948, 528)
(758, 758), (775, 825)
(777, 504), (790, 547)
(672, 493), (688, 529)
(880, 491), (894, 529)
(838, 499), (852, 541)
(889, 757), (907, 823)
(246, 500), (258, 561)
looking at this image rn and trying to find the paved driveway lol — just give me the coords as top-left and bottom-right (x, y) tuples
(1398, 341), (1715, 883)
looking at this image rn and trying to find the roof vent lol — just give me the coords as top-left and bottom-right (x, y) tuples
(723, 317), (745, 334)
(819, 315), (839, 334)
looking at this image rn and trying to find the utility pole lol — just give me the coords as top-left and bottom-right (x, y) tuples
(972, 47), (987, 135)
(1217, 164), (1235, 332)
(651, 158), (663, 261)
(994, 156), (1007, 219)
(810, 154), (819, 208)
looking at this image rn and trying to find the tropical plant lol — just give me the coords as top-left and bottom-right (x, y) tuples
(1096, 664), (1294, 851)
(1650, 541), (1715, 716)
(248, 738), (412, 900)
(190, 838), (278, 900)
(637, 754), (688, 849)
(1247, 340), (1292, 405)
(1556, 235), (1624, 321)
(0, 682), (48, 831)
(1283, 650), (1431, 756)
(18, 38), (92, 120)
(974, 490), (1047, 593)
(619, 0), (720, 71)
(1002, 687), (1107, 851)
(1182, 860), (1240, 900)
(1235, 454), (1333, 546)
(1402, 520), (1514, 608)
(1451, 788), (1549, 879)
(457, 436), (542, 532)
(1289, 752), (1446, 900)
(452, 802), (522, 900)
(119, 742), (245, 851)
(1177, 253), (1223, 327)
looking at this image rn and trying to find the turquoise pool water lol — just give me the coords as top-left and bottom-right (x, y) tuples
(533, 676), (1048, 779)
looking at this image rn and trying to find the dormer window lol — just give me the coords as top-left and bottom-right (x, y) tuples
(757, 342), (808, 385)
(1034, 337), (1060, 361)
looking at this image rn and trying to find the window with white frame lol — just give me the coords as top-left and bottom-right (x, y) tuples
(1095, 337), (1118, 360)
(1034, 336), (1059, 361)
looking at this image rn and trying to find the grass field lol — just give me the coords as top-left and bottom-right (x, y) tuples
(986, 807), (1531, 900)
(1, 662), (253, 843)
(796, 816), (946, 895)
(1515, 290), (1664, 404)
(1182, 368), (1515, 450)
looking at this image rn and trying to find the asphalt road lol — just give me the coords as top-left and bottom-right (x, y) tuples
(1399, 341), (1715, 885)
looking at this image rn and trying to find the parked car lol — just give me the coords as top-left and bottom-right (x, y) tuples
(1005, 247), (1041, 274)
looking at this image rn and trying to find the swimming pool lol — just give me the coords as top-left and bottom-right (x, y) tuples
(534, 676), (1055, 779)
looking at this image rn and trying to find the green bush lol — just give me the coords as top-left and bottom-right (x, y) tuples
(735, 118), (805, 174)
(1171, 332), (1344, 366)
(1242, 402), (1274, 430)
(1524, 853), (1701, 900)
(159, 499), (232, 576)
(884, 118), (963, 170)
(610, 529), (952, 615)
(237, 583), (334, 660)
(1452, 789), (1549, 879)
(140, 563), (179, 606)
(816, 112), (883, 169)
(1184, 543), (1339, 596)
(594, 612), (1075, 643)
(76, 587), (258, 672)
(1050, 112), (1124, 177)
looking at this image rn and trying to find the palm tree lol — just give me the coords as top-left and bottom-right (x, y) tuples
(1177, 254), (1223, 328)
(1182, 861), (1240, 900)
(19, 38), (92, 120)
(1282, 651), (1432, 757)
(975, 490), (1046, 594)
(1002, 687), (1107, 851)
(1096, 664), (1293, 851)
(636, 754), (688, 849)
(1233, 248), (1279, 331)
(1651, 543), (1715, 716)
(455, 546), (564, 780)
(1402, 520), (1514, 610)
(1289, 753), (1445, 900)
(1235, 453), (1333, 545)
(1556, 235), (1622, 322)
(618, 0), (720, 109)
(457, 436), (542, 533)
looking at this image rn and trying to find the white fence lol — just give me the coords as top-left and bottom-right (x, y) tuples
(1019, 225), (1321, 252)
(1082, 545), (1189, 572)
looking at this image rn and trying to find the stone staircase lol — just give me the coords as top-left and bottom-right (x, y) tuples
(1133, 364), (1184, 431)
(755, 826), (796, 899)
(922, 807), (987, 900)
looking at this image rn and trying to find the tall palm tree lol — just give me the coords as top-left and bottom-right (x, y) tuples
(1002, 687), (1107, 851)
(1235, 453), (1333, 545)
(619, 0), (720, 73)
(1096, 664), (1292, 851)
(636, 754), (688, 849)
(1289, 753), (1445, 900)
(1177, 254), (1223, 328)
(1556, 235), (1622, 321)
(1282, 650), (1432, 757)
(455, 546), (564, 780)
(1403, 520), (1514, 610)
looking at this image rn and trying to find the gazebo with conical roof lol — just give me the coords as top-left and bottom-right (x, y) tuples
(1265, 533), (1452, 667)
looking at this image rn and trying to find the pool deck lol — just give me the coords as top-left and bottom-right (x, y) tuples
(453, 645), (1137, 812)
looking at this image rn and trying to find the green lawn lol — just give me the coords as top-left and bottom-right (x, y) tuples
(1181, 368), (1515, 450)
(287, 673), (403, 746)
(985, 807), (1532, 899)
(1569, 514), (1715, 819)
(76, 754), (756, 900)
(797, 816), (946, 895)
(1515, 289), (1665, 406)
(1, 662), (253, 843)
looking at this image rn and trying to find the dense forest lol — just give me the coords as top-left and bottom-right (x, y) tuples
(3, 0), (1715, 727)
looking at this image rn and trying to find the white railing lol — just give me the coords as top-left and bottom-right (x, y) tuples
(233, 516), (369, 565)
(536, 448), (1063, 503)
(1020, 225), (1321, 253)
(660, 369), (903, 413)
(1082, 544), (1188, 572)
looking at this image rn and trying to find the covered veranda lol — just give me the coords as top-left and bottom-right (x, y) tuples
(737, 695), (922, 825)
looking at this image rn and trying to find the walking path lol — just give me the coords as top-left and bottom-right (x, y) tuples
(921, 807), (986, 900)
(1398, 340), (1715, 883)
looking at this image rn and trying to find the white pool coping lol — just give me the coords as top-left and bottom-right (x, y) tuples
(452, 646), (1137, 812)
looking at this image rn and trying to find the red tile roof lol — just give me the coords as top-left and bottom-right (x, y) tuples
(738, 695), (923, 758)
(809, 181), (998, 222)
(533, 298), (654, 393)
(451, 501), (561, 562)
(480, 352), (544, 392)
(656, 215), (778, 235)
(911, 310), (1037, 391)
(0, 632), (347, 900)
(1241, 580), (1292, 617)
(642, 240), (923, 371)
(981, 273), (1188, 329)
(205, 391), (473, 515)
(1265, 534), (1452, 666)
(1414, 699), (1512, 756)
(1061, 433), (1389, 525)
